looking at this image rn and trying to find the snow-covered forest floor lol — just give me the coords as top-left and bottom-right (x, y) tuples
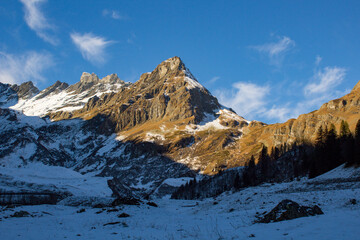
(1, 165), (360, 240)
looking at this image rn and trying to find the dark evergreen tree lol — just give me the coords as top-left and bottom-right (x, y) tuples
(355, 119), (360, 164)
(324, 124), (341, 169)
(340, 120), (355, 165)
(242, 155), (256, 186)
(270, 146), (280, 161)
(340, 120), (351, 139)
(309, 126), (326, 178)
(258, 145), (270, 181)
(233, 173), (241, 189)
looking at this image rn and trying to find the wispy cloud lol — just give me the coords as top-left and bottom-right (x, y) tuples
(304, 67), (346, 95)
(102, 9), (129, 20)
(70, 32), (113, 64)
(19, 0), (58, 45)
(127, 33), (136, 44)
(0, 51), (54, 85)
(215, 63), (348, 123)
(315, 55), (322, 66)
(208, 76), (220, 84)
(216, 82), (270, 119)
(251, 36), (295, 67)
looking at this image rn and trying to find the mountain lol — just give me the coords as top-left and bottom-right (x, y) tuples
(1, 56), (360, 201)
(0, 56), (249, 200)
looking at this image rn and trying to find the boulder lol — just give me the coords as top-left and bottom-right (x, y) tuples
(108, 178), (142, 206)
(257, 199), (323, 223)
(11, 210), (30, 218)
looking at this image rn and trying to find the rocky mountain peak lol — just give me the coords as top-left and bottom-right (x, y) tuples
(100, 73), (125, 85)
(34, 81), (69, 100)
(152, 56), (186, 79)
(80, 72), (99, 83)
(11, 81), (39, 99)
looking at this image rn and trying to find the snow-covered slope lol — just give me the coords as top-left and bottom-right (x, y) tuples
(10, 73), (130, 117)
(0, 107), (195, 199)
(0, 166), (359, 240)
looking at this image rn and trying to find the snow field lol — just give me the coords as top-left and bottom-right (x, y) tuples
(1, 168), (359, 240)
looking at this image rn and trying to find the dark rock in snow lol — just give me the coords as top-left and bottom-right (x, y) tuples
(76, 208), (86, 213)
(92, 203), (107, 209)
(146, 201), (158, 207)
(118, 212), (130, 218)
(107, 178), (139, 199)
(108, 178), (142, 205)
(112, 198), (141, 206)
(257, 199), (323, 223)
(103, 221), (121, 226)
(106, 208), (120, 213)
(11, 210), (30, 218)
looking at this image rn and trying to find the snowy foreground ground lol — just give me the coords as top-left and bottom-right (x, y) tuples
(1, 166), (360, 240)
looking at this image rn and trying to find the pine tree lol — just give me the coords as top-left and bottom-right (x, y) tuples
(258, 145), (270, 182)
(339, 120), (355, 165)
(340, 120), (351, 139)
(354, 119), (360, 164)
(270, 146), (280, 161)
(325, 124), (340, 169)
(315, 125), (325, 146)
(310, 126), (326, 178)
(242, 155), (256, 186)
(233, 173), (241, 189)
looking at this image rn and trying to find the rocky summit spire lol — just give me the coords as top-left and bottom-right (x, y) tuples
(151, 56), (186, 79)
(80, 72), (99, 83)
(100, 73), (125, 85)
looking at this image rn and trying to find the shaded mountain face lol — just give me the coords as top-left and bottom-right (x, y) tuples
(0, 82), (39, 107)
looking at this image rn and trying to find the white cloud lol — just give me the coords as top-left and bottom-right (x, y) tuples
(208, 76), (220, 84)
(304, 67), (346, 95)
(215, 63), (348, 123)
(19, 0), (58, 45)
(315, 55), (322, 66)
(251, 36), (295, 66)
(0, 51), (53, 85)
(263, 106), (293, 122)
(70, 32), (113, 64)
(102, 9), (128, 20)
(216, 82), (270, 119)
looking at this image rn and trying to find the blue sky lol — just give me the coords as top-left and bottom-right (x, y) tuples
(1, 0), (360, 123)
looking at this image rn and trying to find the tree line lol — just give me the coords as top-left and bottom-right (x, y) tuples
(171, 119), (360, 200)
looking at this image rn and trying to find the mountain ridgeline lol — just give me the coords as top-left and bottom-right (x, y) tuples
(1, 56), (360, 199)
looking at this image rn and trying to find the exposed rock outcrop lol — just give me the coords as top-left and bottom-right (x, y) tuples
(10, 81), (39, 99)
(257, 199), (323, 223)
